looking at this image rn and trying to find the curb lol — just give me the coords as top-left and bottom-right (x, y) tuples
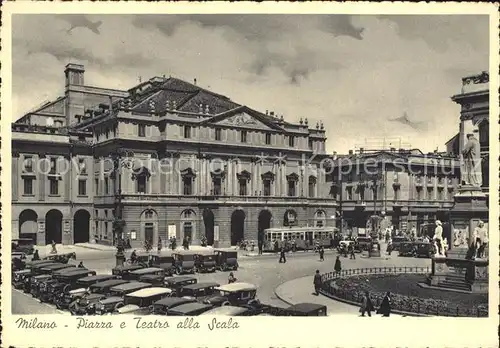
(273, 276), (311, 306)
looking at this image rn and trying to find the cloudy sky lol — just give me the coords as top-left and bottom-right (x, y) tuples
(12, 14), (489, 153)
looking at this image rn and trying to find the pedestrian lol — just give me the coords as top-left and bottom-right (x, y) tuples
(157, 237), (162, 252)
(182, 237), (189, 250)
(50, 240), (57, 254)
(313, 270), (322, 295)
(130, 249), (137, 263)
(228, 272), (237, 284)
(126, 238), (132, 249)
(32, 249), (40, 261)
(319, 246), (325, 261)
(360, 291), (374, 317)
(387, 239), (393, 255)
(279, 246), (287, 263)
(78, 261), (85, 268)
(377, 291), (391, 317)
(334, 256), (342, 276)
(349, 243), (356, 259)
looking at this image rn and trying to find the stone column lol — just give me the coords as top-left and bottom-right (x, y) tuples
(12, 153), (19, 201)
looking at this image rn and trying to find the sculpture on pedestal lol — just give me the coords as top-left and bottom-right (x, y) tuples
(461, 133), (482, 187)
(473, 220), (488, 259)
(433, 220), (445, 257)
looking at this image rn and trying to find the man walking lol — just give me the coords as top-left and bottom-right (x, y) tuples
(319, 246), (325, 261)
(349, 243), (356, 259)
(360, 291), (374, 317)
(334, 256), (342, 276)
(313, 270), (322, 295)
(279, 246), (287, 263)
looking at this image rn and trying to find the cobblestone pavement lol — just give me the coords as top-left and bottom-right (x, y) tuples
(12, 247), (430, 314)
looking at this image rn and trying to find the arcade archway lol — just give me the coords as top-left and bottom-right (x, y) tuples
(73, 210), (90, 244)
(203, 209), (215, 245)
(19, 209), (38, 243)
(45, 209), (63, 244)
(230, 209), (245, 246)
(258, 210), (272, 245)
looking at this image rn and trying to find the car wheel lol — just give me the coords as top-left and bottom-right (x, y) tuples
(175, 268), (181, 275)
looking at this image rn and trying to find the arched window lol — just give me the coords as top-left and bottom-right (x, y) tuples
(181, 209), (196, 242)
(308, 175), (316, 198)
(314, 210), (326, 227)
(132, 167), (151, 194)
(181, 168), (196, 196)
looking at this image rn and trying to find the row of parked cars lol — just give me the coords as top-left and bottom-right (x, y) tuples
(12, 252), (327, 317)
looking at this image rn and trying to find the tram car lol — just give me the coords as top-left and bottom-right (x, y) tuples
(262, 227), (337, 252)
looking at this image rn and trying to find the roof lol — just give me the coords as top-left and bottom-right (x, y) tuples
(42, 264), (75, 271)
(200, 305), (250, 316)
(110, 282), (152, 291)
(167, 302), (212, 314)
(126, 287), (172, 298)
(78, 274), (116, 283)
(182, 282), (220, 290)
(154, 297), (195, 307)
(287, 303), (327, 313)
(129, 267), (164, 275)
(215, 282), (257, 292)
(90, 279), (129, 288)
(165, 276), (197, 284)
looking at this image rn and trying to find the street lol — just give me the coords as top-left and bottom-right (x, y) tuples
(11, 246), (430, 314)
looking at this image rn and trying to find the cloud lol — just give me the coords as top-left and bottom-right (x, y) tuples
(12, 14), (488, 154)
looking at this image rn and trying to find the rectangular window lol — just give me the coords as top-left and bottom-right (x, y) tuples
(265, 133), (272, 145)
(239, 179), (247, 196)
(23, 178), (33, 195)
(95, 221), (99, 238)
(104, 222), (108, 236)
(309, 182), (315, 198)
(138, 124), (146, 137)
(288, 181), (296, 197)
(213, 177), (221, 196)
(95, 178), (99, 195)
(183, 177), (192, 195)
(78, 179), (87, 196)
(394, 188), (399, 201)
(137, 175), (147, 193)
(24, 156), (33, 172)
(49, 157), (57, 174)
(346, 187), (353, 200)
(184, 125), (191, 139)
(263, 179), (271, 196)
(308, 139), (313, 150)
(288, 136), (295, 147)
(215, 128), (222, 141)
(241, 130), (247, 143)
(49, 178), (59, 195)
(78, 158), (87, 174)
(104, 177), (109, 194)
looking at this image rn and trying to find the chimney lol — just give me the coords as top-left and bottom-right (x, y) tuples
(348, 150), (353, 155)
(199, 104), (203, 114)
(64, 63), (86, 125)
(266, 110), (269, 115)
(270, 111), (274, 116)
(205, 105), (210, 114)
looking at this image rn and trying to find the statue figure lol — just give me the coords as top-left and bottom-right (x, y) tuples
(473, 220), (488, 259)
(442, 238), (448, 254)
(433, 220), (444, 255)
(461, 133), (482, 187)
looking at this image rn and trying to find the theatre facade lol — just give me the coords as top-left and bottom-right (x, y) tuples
(12, 63), (336, 247)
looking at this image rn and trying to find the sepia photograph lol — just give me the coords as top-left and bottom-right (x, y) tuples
(2, 2), (499, 347)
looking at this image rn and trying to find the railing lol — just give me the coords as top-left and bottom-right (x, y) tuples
(320, 267), (488, 317)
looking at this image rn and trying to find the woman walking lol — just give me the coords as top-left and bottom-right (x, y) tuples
(377, 291), (391, 317)
(334, 256), (342, 276)
(360, 291), (375, 317)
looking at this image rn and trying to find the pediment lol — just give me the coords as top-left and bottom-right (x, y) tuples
(214, 111), (274, 130)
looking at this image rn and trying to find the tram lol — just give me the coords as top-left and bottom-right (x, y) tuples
(262, 227), (337, 252)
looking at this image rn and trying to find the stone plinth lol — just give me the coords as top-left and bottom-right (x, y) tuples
(427, 256), (488, 293)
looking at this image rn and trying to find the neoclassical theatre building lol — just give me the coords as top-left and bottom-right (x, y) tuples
(12, 63), (336, 247)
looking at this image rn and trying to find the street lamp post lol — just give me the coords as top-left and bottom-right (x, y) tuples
(367, 171), (383, 257)
(112, 150), (127, 266)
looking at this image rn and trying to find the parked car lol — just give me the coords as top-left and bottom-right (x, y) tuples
(391, 236), (409, 251)
(41, 268), (96, 303)
(285, 303), (327, 316)
(13, 269), (32, 289)
(69, 279), (130, 315)
(398, 242), (416, 257)
(178, 282), (220, 301)
(113, 287), (173, 315)
(23, 259), (56, 271)
(12, 238), (35, 255)
(139, 274), (165, 287)
(151, 297), (197, 315)
(43, 252), (77, 264)
(112, 264), (146, 279)
(150, 254), (175, 276)
(173, 252), (196, 274)
(127, 267), (165, 281)
(166, 302), (214, 316)
(356, 237), (372, 252)
(214, 250), (238, 271)
(337, 240), (353, 255)
(414, 242), (434, 258)
(200, 305), (256, 316)
(203, 282), (259, 307)
(30, 263), (76, 297)
(12, 255), (27, 272)
(164, 276), (198, 296)
(94, 282), (152, 315)
(194, 252), (217, 273)
(52, 272), (111, 309)
(128, 252), (152, 266)
(20, 262), (59, 292)
(12, 252), (27, 261)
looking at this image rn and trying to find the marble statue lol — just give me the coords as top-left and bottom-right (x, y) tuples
(473, 221), (488, 259)
(461, 133), (482, 187)
(433, 220), (444, 256)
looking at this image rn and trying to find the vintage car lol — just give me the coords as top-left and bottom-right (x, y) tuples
(151, 297), (197, 315)
(113, 287), (173, 315)
(24, 259), (57, 271)
(203, 282), (259, 307)
(164, 276), (198, 296)
(214, 250), (238, 271)
(285, 303), (327, 316)
(391, 236), (409, 251)
(12, 255), (27, 272)
(193, 252), (217, 273)
(414, 242), (434, 258)
(12, 238), (35, 255)
(13, 269), (33, 289)
(200, 305), (255, 316)
(112, 263), (146, 279)
(69, 279), (130, 315)
(178, 282), (220, 301)
(127, 267), (165, 281)
(18, 261), (58, 292)
(52, 272), (111, 309)
(356, 237), (372, 252)
(150, 254), (175, 276)
(12, 251), (27, 260)
(337, 240), (354, 254)
(43, 252), (77, 264)
(166, 302), (214, 316)
(93, 282), (152, 315)
(398, 242), (416, 257)
(173, 252), (196, 274)
(128, 252), (152, 266)
(40, 268), (96, 303)
(31, 265), (77, 298)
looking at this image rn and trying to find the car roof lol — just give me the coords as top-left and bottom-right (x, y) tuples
(90, 279), (129, 288)
(287, 303), (327, 312)
(78, 274), (116, 282)
(56, 269), (94, 277)
(110, 282), (152, 291)
(154, 297), (195, 307)
(168, 302), (212, 314)
(200, 306), (249, 316)
(42, 264), (76, 271)
(215, 282), (257, 292)
(130, 267), (164, 274)
(173, 251), (196, 256)
(126, 287), (173, 298)
(166, 276), (197, 283)
(182, 282), (220, 290)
